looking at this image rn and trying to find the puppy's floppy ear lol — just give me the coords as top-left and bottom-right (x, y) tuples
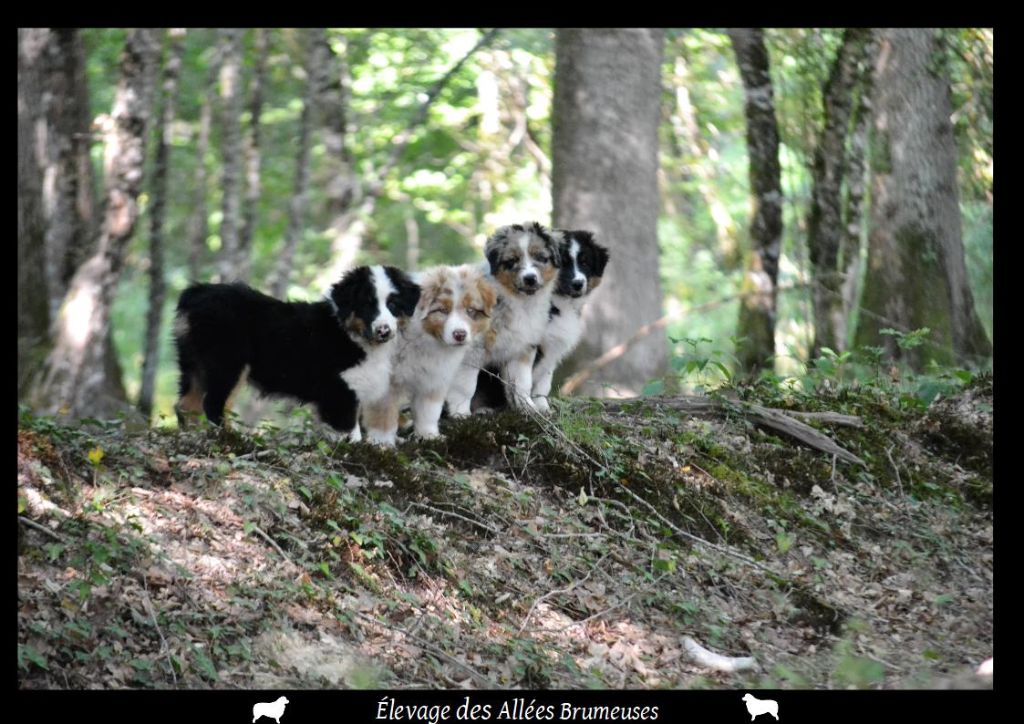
(476, 275), (498, 313)
(485, 226), (512, 274)
(387, 266), (421, 318)
(329, 267), (366, 317)
(528, 222), (561, 267)
(589, 235), (610, 276)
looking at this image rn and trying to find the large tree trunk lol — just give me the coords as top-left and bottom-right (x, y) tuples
(552, 28), (667, 397)
(41, 29), (97, 318)
(187, 39), (221, 282)
(18, 29), (52, 397)
(237, 28), (268, 285)
(728, 28), (783, 375)
(139, 29), (185, 420)
(216, 29), (244, 282)
(32, 29), (160, 419)
(854, 28), (992, 369)
(272, 29), (324, 298)
(807, 28), (874, 358)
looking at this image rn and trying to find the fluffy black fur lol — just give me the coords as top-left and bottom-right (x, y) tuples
(554, 230), (609, 297)
(174, 266), (419, 432)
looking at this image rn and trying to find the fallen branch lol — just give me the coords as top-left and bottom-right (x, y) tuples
(18, 515), (69, 543)
(603, 396), (865, 466)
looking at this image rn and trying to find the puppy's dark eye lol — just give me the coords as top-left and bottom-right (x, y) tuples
(429, 307), (448, 316)
(466, 308), (486, 320)
(387, 299), (399, 314)
(502, 260), (517, 270)
(533, 254), (549, 264)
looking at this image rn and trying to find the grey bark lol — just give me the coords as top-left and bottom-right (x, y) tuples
(41, 29), (97, 317)
(322, 30), (358, 220)
(32, 29), (160, 418)
(728, 28), (784, 375)
(855, 28), (992, 369)
(552, 28), (667, 397)
(271, 29), (324, 299)
(238, 28), (268, 284)
(139, 29), (185, 419)
(807, 28), (874, 358)
(18, 29), (52, 396)
(216, 29), (244, 282)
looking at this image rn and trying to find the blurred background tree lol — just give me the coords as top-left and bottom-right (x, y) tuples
(17, 27), (994, 425)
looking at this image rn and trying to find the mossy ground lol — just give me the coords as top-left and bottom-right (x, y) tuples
(18, 378), (992, 689)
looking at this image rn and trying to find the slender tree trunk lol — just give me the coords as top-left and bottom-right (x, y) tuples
(217, 29), (244, 282)
(188, 40), (221, 282)
(855, 28), (992, 369)
(728, 28), (784, 375)
(807, 28), (874, 358)
(322, 30), (358, 221)
(838, 75), (872, 349)
(139, 29), (185, 420)
(313, 29), (500, 291)
(238, 28), (268, 284)
(552, 28), (667, 397)
(32, 28), (160, 418)
(18, 29), (52, 397)
(272, 29), (324, 299)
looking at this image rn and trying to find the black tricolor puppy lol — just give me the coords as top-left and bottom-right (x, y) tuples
(173, 265), (420, 440)
(474, 229), (609, 412)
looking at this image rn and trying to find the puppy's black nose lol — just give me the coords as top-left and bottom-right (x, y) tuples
(375, 325), (392, 341)
(452, 329), (467, 343)
(522, 274), (538, 288)
(571, 279), (585, 292)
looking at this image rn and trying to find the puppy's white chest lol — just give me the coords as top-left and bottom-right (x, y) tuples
(340, 343), (394, 404)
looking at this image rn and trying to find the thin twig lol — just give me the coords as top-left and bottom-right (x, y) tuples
(355, 611), (496, 688)
(248, 525), (295, 567)
(410, 502), (499, 536)
(885, 445), (906, 508)
(142, 576), (178, 686)
(519, 551), (611, 634)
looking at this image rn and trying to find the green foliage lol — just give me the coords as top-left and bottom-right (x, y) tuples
(65, 28), (991, 420)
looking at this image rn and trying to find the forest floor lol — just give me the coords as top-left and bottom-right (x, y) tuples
(17, 374), (993, 690)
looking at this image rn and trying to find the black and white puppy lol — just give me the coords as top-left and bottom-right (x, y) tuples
(445, 222), (561, 414)
(530, 230), (609, 412)
(473, 229), (609, 413)
(173, 265), (420, 440)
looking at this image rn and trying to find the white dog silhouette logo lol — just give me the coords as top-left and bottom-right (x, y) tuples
(741, 693), (779, 720)
(253, 696), (289, 723)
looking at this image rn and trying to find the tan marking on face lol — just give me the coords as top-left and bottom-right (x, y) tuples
(588, 275), (603, 291)
(362, 392), (400, 433)
(485, 327), (498, 352)
(419, 276), (454, 341)
(345, 313), (366, 338)
(461, 277), (497, 337)
(494, 268), (519, 295)
(527, 239), (558, 284)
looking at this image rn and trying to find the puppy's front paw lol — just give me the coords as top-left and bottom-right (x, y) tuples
(415, 429), (443, 441)
(532, 396), (551, 414)
(366, 429), (398, 447)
